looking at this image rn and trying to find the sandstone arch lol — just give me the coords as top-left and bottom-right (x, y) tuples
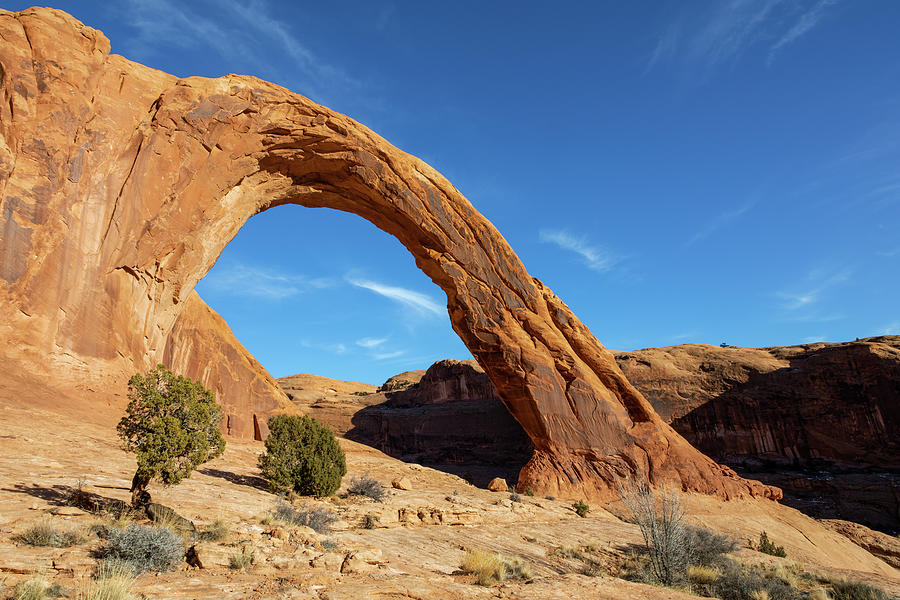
(0, 8), (777, 501)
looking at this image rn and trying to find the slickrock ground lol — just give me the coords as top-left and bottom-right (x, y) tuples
(0, 398), (898, 600)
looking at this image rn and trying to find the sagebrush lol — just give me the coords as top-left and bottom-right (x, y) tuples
(347, 473), (387, 502)
(101, 524), (184, 573)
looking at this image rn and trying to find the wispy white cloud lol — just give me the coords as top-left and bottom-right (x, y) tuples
(776, 266), (851, 313)
(202, 264), (333, 300)
(647, 0), (841, 75)
(539, 229), (620, 273)
(686, 202), (755, 247)
(116, 0), (359, 102)
(801, 335), (827, 343)
(373, 350), (405, 360)
(881, 322), (900, 335)
(768, 0), (838, 64)
(356, 337), (387, 349)
(300, 339), (347, 354)
(347, 277), (443, 316)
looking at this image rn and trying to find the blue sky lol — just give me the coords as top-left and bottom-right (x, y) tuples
(17, 1), (900, 384)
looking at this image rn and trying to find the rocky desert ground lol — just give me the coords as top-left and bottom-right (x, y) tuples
(1, 371), (899, 599)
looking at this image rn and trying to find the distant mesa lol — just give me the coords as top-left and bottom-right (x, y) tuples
(0, 7), (775, 501)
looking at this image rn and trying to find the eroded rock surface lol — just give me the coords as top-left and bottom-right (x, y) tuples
(0, 7), (774, 501)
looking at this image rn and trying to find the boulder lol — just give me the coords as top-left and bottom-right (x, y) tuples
(391, 477), (413, 491)
(487, 478), (508, 492)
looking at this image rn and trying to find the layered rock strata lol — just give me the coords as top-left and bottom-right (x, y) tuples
(0, 7), (774, 500)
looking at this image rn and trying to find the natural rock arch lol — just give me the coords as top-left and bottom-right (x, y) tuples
(0, 8), (777, 501)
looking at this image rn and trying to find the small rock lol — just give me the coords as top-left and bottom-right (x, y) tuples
(341, 555), (378, 574)
(51, 506), (86, 516)
(311, 551), (344, 571)
(487, 478), (508, 492)
(391, 477), (413, 491)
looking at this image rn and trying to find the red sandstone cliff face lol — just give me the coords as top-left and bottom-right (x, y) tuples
(615, 337), (900, 532)
(614, 337), (900, 469)
(0, 7), (775, 501)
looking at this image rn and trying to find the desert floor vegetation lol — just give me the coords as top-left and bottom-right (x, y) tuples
(459, 549), (533, 586)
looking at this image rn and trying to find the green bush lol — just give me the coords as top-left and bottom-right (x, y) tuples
(757, 531), (787, 557)
(573, 500), (590, 517)
(258, 415), (345, 497)
(101, 524), (184, 573)
(117, 365), (225, 506)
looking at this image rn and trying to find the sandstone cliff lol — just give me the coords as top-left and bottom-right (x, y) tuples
(0, 7), (772, 501)
(614, 337), (900, 470)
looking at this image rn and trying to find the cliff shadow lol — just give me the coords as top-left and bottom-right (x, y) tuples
(346, 394), (534, 489)
(665, 345), (900, 533)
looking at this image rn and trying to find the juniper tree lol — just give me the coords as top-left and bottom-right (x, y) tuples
(117, 364), (225, 506)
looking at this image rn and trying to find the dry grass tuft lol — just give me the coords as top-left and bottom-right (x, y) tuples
(15, 519), (86, 547)
(229, 546), (254, 570)
(460, 549), (532, 586)
(687, 564), (719, 584)
(13, 577), (48, 600)
(75, 562), (135, 600)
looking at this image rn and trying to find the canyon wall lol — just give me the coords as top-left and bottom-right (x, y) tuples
(0, 7), (773, 501)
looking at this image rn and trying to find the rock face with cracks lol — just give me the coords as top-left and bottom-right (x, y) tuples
(0, 7), (777, 501)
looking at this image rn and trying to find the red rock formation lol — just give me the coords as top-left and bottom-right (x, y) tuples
(615, 337), (900, 532)
(0, 7), (776, 501)
(614, 337), (900, 469)
(163, 292), (297, 438)
(342, 360), (534, 484)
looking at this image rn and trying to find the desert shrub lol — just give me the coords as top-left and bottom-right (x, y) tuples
(757, 531), (787, 557)
(229, 546), (254, 570)
(196, 518), (229, 542)
(320, 539), (339, 551)
(15, 519), (86, 547)
(573, 500), (590, 517)
(272, 501), (337, 534)
(13, 577), (48, 600)
(509, 492), (521, 503)
(711, 562), (802, 600)
(258, 415), (345, 498)
(117, 364), (225, 506)
(101, 524), (184, 573)
(684, 525), (739, 566)
(460, 549), (532, 586)
(347, 473), (387, 502)
(361, 514), (379, 529)
(618, 480), (688, 586)
(830, 579), (890, 600)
